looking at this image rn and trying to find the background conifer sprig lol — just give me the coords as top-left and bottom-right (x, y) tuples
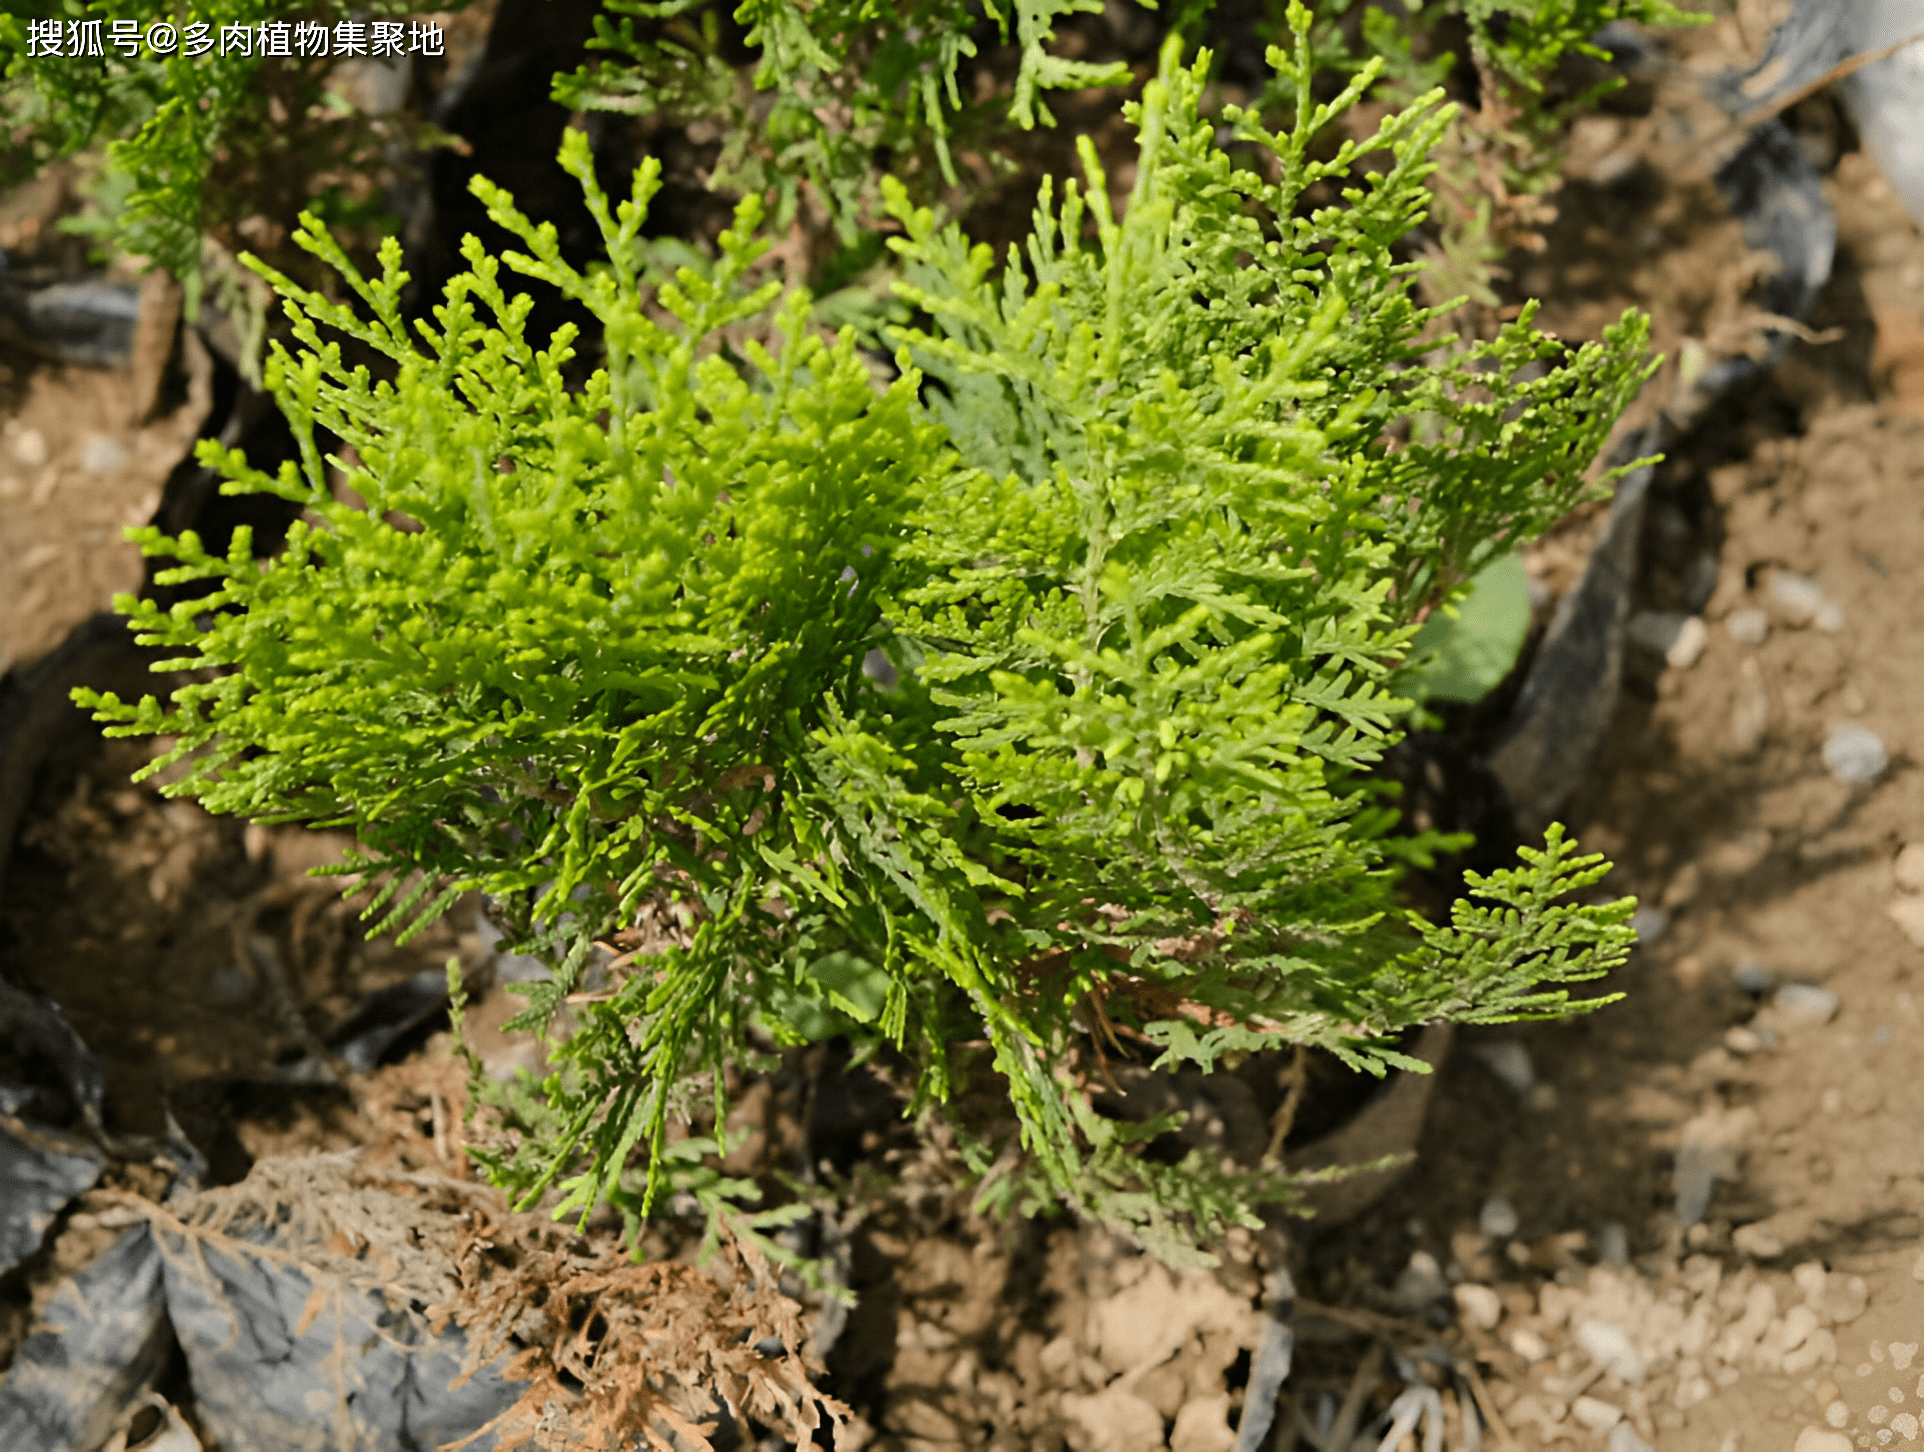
(80, 17), (1643, 1260)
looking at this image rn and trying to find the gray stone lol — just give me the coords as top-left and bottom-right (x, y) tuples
(1479, 1197), (1521, 1239)
(1468, 1041), (1535, 1096)
(1768, 572), (1828, 627)
(1822, 723), (1887, 784)
(1595, 1221), (1630, 1268)
(1674, 1143), (1721, 1228)
(1726, 607), (1770, 646)
(1576, 1318), (1647, 1383)
(1775, 982), (1840, 1026)
(79, 434), (127, 474)
(1388, 1250), (1449, 1313)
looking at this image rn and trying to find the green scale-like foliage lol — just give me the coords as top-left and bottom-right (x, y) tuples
(3, 0), (448, 321)
(553, 0), (1137, 245)
(81, 16), (1644, 1261)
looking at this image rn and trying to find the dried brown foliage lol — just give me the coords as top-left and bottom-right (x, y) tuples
(441, 1206), (850, 1452)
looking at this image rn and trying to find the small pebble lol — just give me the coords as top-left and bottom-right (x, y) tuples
(1453, 1282), (1502, 1330)
(1469, 1042), (1536, 1096)
(1826, 1276), (1872, 1326)
(1727, 607), (1771, 645)
(1627, 611), (1708, 668)
(1510, 1326), (1552, 1362)
(1608, 1425), (1655, 1452)
(1795, 1430), (1853, 1452)
(1388, 1250), (1449, 1312)
(1824, 723), (1889, 785)
(1479, 1197), (1521, 1239)
(1891, 899), (1924, 950)
(1577, 1318), (1647, 1383)
(1832, 1400), (1855, 1428)
(1733, 1221), (1786, 1258)
(1770, 572), (1829, 627)
(79, 433), (128, 473)
(1725, 1025), (1765, 1055)
(1814, 600), (1846, 633)
(1777, 983), (1841, 1026)
(1895, 1344), (1919, 1372)
(1572, 1394), (1624, 1431)
(1631, 907), (1670, 945)
(1596, 1221), (1630, 1268)
(1734, 959), (1779, 994)
(8, 426), (48, 466)
(1893, 1412), (1919, 1441)
(1670, 615), (1708, 667)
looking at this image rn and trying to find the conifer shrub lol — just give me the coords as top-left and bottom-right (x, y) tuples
(78, 10), (1645, 1263)
(553, 0), (1140, 244)
(3, 0), (469, 365)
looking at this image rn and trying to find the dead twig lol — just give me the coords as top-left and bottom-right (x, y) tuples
(1325, 1340), (1382, 1450)
(1264, 1045), (1308, 1164)
(1461, 1361), (1520, 1450)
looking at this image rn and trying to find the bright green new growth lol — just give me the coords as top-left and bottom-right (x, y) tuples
(80, 18), (1644, 1261)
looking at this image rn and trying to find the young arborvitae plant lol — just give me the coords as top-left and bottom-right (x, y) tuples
(80, 10), (1646, 1265)
(1265, 0), (1704, 310)
(553, 0), (1137, 246)
(3, 0), (468, 371)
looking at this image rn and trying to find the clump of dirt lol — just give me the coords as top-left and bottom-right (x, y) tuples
(0, 324), (211, 675)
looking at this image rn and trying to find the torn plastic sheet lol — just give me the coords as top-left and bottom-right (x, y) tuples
(0, 252), (142, 368)
(1734, 0), (1924, 221)
(0, 1119), (103, 1275)
(325, 968), (454, 1074)
(0, 977), (110, 1275)
(152, 1217), (525, 1451)
(1489, 447), (1654, 832)
(0, 1226), (170, 1451)
(0, 1172), (532, 1452)
(0, 976), (108, 1138)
